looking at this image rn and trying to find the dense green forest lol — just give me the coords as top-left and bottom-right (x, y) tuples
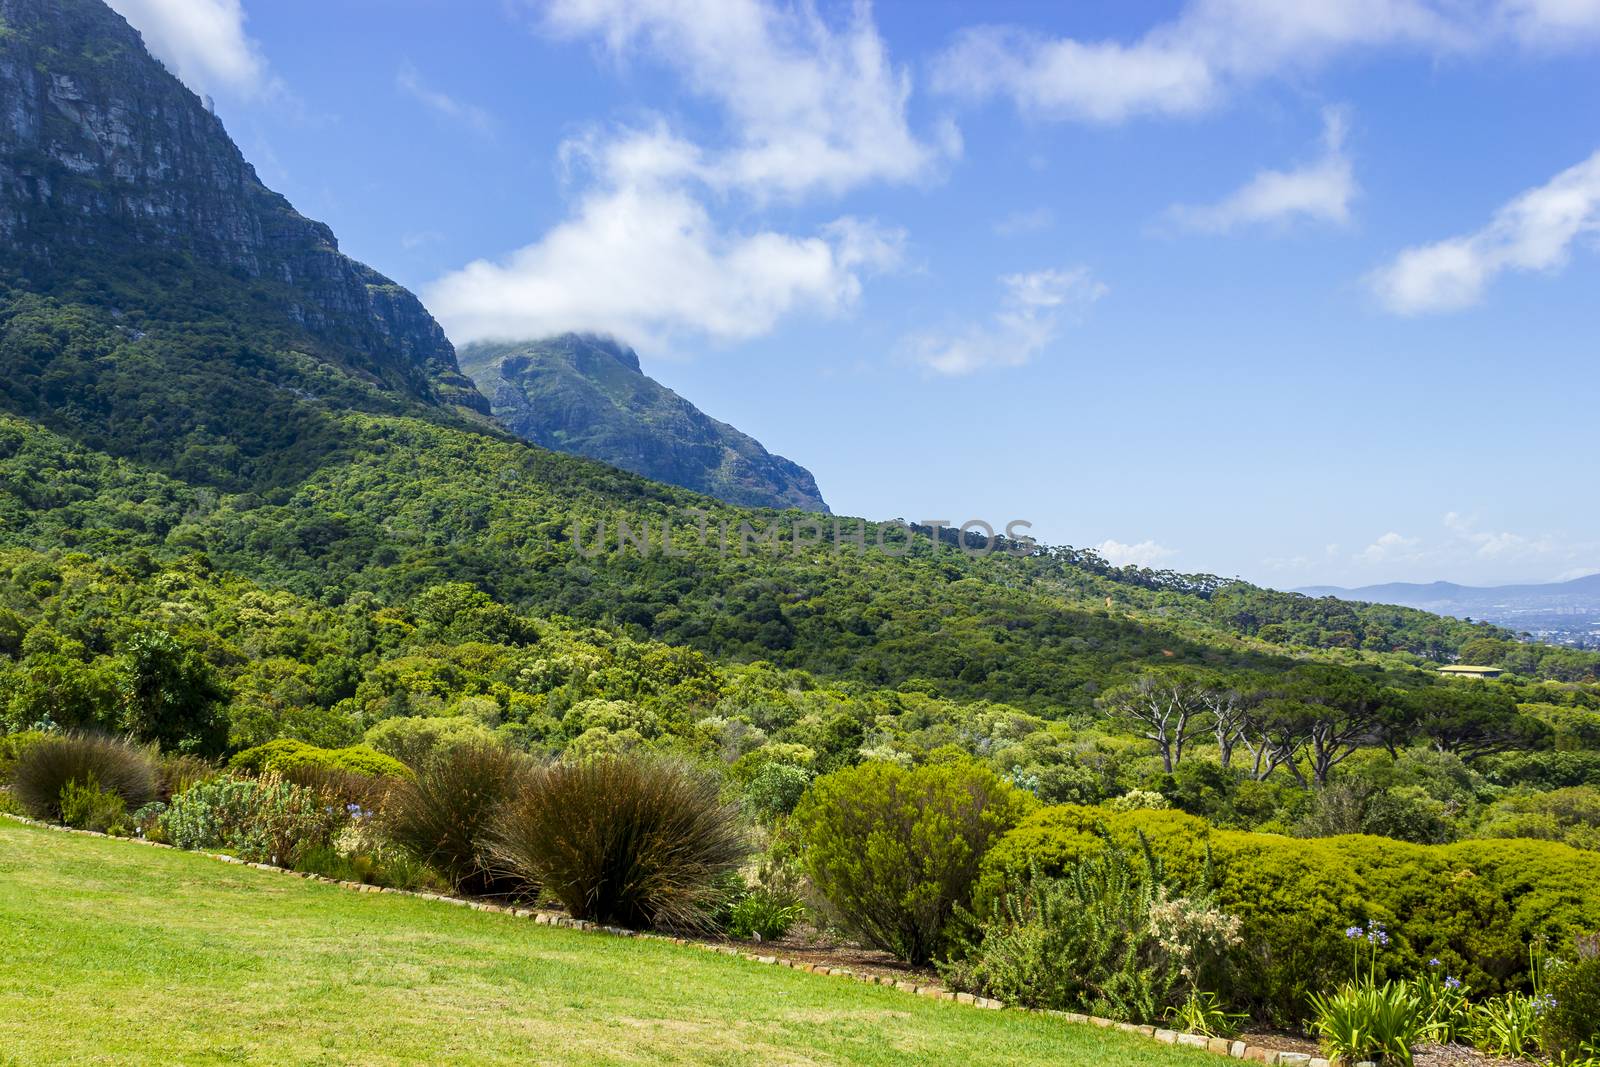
(1, 0), (1597, 875)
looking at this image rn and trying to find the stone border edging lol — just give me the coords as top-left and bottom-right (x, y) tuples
(2, 813), (1328, 1066)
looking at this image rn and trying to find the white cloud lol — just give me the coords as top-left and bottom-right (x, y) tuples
(107, 0), (269, 97)
(429, 1), (941, 347)
(1168, 107), (1356, 232)
(932, 0), (1600, 125)
(1368, 148), (1600, 313)
(425, 174), (902, 346)
(538, 0), (956, 197)
(1498, 0), (1600, 42)
(1359, 531), (1423, 564)
(397, 62), (495, 137)
(1095, 539), (1179, 568)
(933, 0), (1455, 123)
(903, 267), (1106, 375)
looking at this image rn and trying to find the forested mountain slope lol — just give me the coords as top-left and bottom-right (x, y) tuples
(0, 0), (1593, 732)
(461, 334), (829, 512)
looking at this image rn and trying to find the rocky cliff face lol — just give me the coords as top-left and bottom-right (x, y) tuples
(460, 334), (829, 513)
(0, 0), (485, 413)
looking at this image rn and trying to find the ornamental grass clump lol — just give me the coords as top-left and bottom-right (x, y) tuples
(11, 733), (157, 822)
(382, 741), (531, 896)
(490, 754), (749, 930)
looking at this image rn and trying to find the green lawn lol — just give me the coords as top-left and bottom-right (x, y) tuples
(0, 821), (1219, 1066)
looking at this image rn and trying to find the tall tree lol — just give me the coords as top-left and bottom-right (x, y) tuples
(1102, 670), (1208, 773)
(117, 629), (228, 755)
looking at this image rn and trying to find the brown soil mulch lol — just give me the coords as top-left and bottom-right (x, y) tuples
(703, 922), (945, 986)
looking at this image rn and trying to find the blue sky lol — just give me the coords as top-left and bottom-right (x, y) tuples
(107, 0), (1600, 589)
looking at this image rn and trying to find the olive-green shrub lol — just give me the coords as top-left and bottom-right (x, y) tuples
(793, 759), (1033, 965)
(363, 715), (496, 770)
(160, 773), (343, 867)
(1541, 948), (1600, 1061)
(980, 805), (1600, 1023)
(229, 739), (408, 780)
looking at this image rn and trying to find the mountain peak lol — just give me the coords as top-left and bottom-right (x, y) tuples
(0, 0), (487, 418)
(537, 333), (644, 374)
(459, 335), (829, 513)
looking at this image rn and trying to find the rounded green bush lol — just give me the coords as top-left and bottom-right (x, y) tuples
(793, 759), (1033, 965)
(229, 739), (408, 780)
(980, 805), (1600, 1023)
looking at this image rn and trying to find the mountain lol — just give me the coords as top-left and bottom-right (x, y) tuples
(2, 0), (1594, 722)
(0, 0), (489, 491)
(460, 335), (828, 513)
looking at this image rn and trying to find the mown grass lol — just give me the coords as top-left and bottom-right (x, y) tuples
(0, 821), (1224, 1066)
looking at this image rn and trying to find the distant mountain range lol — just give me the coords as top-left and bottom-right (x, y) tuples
(459, 334), (829, 513)
(1295, 574), (1600, 640)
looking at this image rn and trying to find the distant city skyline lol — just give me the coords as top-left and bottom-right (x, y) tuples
(107, 0), (1600, 587)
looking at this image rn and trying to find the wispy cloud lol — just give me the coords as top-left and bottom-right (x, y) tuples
(1095, 538), (1179, 568)
(932, 1), (1600, 126)
(536, 0), (957, 198)
(397, 62), (495, 137)
(1167, 107), (1356, 233)
(902, 267), (1106, 375)
(1368, 148), (1600, 313)
(1351, 513), (1598, 579)
(107, 0), (270, 98)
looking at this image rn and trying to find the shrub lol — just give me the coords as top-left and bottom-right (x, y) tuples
(724, 886), (805, 941)
(229, 739), (408, 780)
(942, 845), (1240, 1023)
(980, 805), (1600, 1022)
(1542, 944), (1600, 1062)
(745, 762), (810, 823)
(161, 775), (259, 852)
(248, 772), (347, 867)
(793, 759), (1032, 965)
(11, 733), (157, 822)
(58, 774), (128, 834)
(157, 752), (216, 799)
(0, 730), (48, 783)
(277, 763), (389, 811)
(159, 773), (342, 866)
(491, 755), (748, 929)
(129, 801), (167, 841)
(363, 715), (496, 770)
(382, 742), (530, 895)
(1309, 980), (1430, 1067)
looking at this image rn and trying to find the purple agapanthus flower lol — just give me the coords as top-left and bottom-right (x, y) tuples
(1444, 976), (1461, 990)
